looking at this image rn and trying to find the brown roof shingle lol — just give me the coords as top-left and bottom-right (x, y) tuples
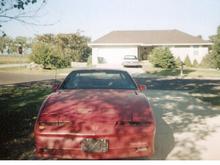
(92, 30), (210, 45)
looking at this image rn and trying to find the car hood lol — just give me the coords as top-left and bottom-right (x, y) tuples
(40, 89), (151, 122)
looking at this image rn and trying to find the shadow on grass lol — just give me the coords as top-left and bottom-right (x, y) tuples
(134, 76), (220, 107)
(0, 79), (63, 160)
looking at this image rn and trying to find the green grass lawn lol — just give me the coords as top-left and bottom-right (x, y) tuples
(190, 84), (220, 107)
(0, 81), (53, 159)
(142, 61), (220, 78)
(146, 68), (220, 78)
(0, 55), (31, 64)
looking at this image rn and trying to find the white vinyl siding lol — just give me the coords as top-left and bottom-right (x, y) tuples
(170, 46), (209, 63)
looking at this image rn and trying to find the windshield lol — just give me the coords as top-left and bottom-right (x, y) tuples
(60, 70), (137, 90)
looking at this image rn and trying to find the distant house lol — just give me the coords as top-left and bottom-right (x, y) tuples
(89, 30), (212, 65)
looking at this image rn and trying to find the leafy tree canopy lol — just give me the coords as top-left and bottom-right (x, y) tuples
(31, 32), (92, 69)
(210, 25), (220, 68)
(35, 33), (91, 62)
(0, 0), (46, 36)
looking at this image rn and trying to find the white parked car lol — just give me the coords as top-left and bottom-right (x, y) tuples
(122, 55), (142, 67)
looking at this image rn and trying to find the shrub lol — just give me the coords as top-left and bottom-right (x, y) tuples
(149, 47), (176, 69)
(175, 56), (182, 67)
(50, 55), (70, 69)
(31, 42), (52, 68)
(184, 55), (192, 67)
(200, 53), (216, 68)
(31, 42), (70, 69)
(192, 59), (199, 67)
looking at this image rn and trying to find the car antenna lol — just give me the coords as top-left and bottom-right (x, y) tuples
(54, 66), (57, 83)
(52, 57), (58, 84)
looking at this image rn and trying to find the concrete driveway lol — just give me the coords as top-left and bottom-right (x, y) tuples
(145, 90), (220, 160)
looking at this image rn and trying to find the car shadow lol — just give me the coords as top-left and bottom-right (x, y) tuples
(150, 112), (175, 160)
(141, 90), (175, 160)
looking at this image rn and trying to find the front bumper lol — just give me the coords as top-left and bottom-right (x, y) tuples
(123, 62), (142, 67)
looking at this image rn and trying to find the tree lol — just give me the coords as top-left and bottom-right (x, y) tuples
(15, 36), (27, 45)
(36, 33), (91, 62)
(200, 53), (215, 68)
(192, 59), (198, 67)
(209, 25), (220, 68)
(175, 56), (182, 67)
(0, 0), (47, 36)
(55, 33), (91, 62)
(15, 36), (28, 54)
(184, 55), (192, 67)
(148, 47), (176, 69)
(0, 36), (12, 53)
(31, 32), (91, 68)
(36, 34), (55, 44)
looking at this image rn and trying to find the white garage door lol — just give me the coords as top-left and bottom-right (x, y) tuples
(93, 46), (138, 65)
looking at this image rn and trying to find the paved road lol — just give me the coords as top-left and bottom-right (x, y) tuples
(0, 66), (145, 85)
(0, 63), (30, 68)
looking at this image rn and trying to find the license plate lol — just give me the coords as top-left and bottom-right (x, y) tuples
(81, 138), (108, 153)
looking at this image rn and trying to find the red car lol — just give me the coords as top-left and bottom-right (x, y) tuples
(34, 69), (156, 159)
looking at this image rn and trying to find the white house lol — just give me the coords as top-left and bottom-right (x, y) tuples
(89, 30), (212, 65)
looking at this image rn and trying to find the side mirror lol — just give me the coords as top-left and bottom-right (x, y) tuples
(52, 83), (60, 92)
(137, 84), (146, 92)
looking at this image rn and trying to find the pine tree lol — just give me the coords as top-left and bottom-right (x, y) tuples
(149, 47), (176, 69)
(184, 55), (192, 67)
(175, 56), (182, 67)
(193, 59), (198, 67)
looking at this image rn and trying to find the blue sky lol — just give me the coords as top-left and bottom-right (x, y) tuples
(3, 0), (220, 40)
